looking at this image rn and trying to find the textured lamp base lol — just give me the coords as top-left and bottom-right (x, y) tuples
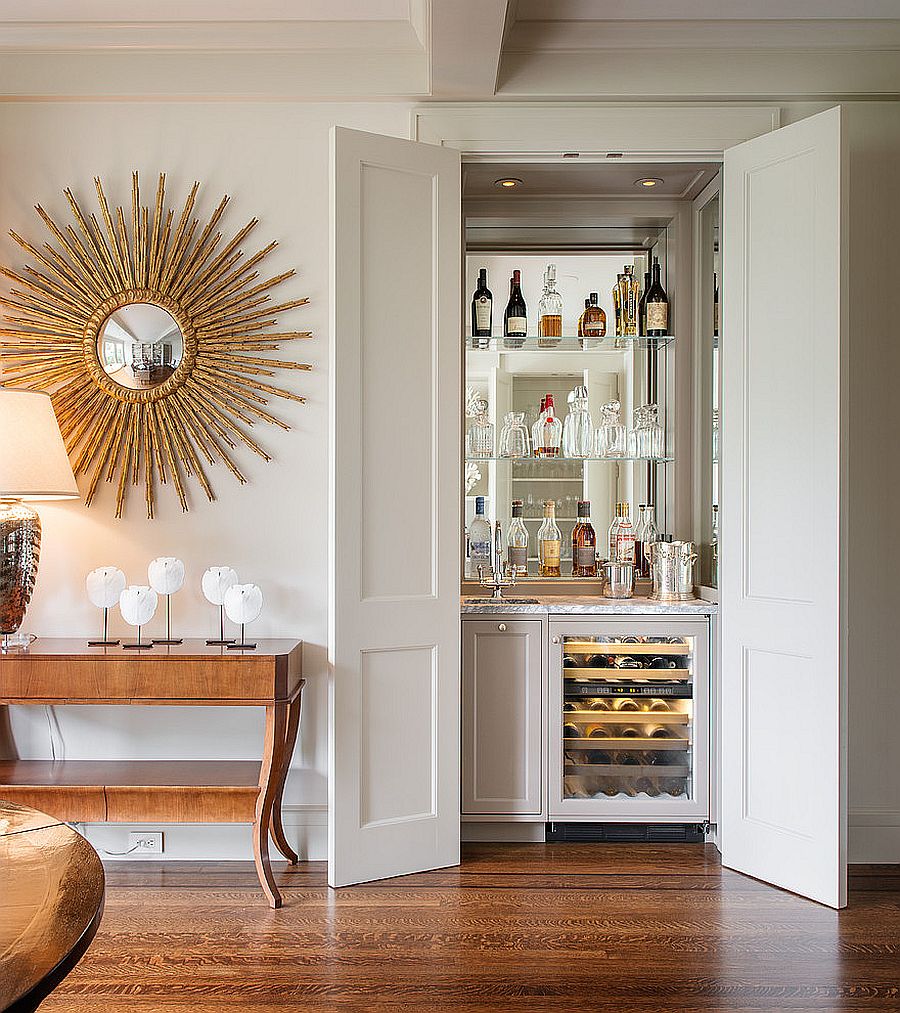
(0, 499), (40, 636)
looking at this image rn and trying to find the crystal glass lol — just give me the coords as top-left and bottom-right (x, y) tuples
(594, 400), (626, 458)
(631, 405), (648, 457)
(645, 403), (664, 458)
(562, 385), (594, 459)
(499, 411), (531, 458)
(466, 400), (494, 458)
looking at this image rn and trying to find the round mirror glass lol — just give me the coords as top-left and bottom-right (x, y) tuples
(97, 302), (183, 391)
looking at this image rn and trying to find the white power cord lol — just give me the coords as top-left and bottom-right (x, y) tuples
(101, 843), (142, 857)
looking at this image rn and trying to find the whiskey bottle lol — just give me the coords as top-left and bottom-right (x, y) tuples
(537, 499), (562, 577)
(580, 292), (606, 349)
(577, 298), (590, 337)
(471, 268), (492, 346)
(507, 499), (529, 576)
(538, 263), (562, 347)
(645, 257), (669, 337)
(572, 499), (597, 577)
(469, 496), (492, 576)
(503, 269), (527, 347)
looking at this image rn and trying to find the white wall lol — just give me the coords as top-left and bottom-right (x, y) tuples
(0, 100), (411, 859)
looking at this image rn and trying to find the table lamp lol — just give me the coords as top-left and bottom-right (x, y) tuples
(0, 389), (79, 645)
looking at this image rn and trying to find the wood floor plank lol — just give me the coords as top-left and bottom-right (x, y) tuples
(38, 844), (900, 1013)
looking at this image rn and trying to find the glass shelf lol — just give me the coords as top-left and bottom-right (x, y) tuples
(466, 456), (674, 464)
(465, 335), (673, 352)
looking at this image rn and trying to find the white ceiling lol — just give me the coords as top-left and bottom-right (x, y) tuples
(463, 161), (720, 200)
(0, 1), (897, 99)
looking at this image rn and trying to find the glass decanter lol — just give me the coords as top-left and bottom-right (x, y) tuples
(594, 400), (626, 458)
(499, 411), (531, 458)
(644, 403), (664, 458)
(538, 263), (563, 348)
(465, 399), (494, 458)
(630, 404), (647, 458)
(562, 385), (594, 459)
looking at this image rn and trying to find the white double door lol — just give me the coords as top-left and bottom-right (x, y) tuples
(329, 112), (848, 908)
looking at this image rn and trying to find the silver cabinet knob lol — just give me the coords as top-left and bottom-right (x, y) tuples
(498, 623), (507, 631)
(551, 636), (560, 644)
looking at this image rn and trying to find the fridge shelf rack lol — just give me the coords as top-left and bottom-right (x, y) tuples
(565, 763), (691, 778)
(562, 711), (689, 723)
(564, 641), (689, 655)
(563, 737), (690, 750)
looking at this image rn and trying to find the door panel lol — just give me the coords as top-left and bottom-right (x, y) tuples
(721, 106), (846, 907)
(462, 619), (544, 817)
(329, 126), (461, 887)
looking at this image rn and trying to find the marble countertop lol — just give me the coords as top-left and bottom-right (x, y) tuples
(461, 595), (718, 615)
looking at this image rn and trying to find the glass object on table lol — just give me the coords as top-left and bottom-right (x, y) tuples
(562, 385), (594, 459)
(645, 403), (664, 458)
(537, 499), (562, 577)
(538, 263), (562, 347)
(594, 400), (626, 458)
(465, 399), (494, 458)
(507, 499), (529, 575)
(499, 411), (531, 459)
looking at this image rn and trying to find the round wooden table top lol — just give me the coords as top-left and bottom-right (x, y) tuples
(0, 801), (105, 1013)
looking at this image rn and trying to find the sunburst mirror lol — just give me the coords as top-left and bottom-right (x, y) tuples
(0, 172), (310, 518)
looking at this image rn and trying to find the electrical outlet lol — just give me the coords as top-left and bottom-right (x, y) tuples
(128, 831), (164, 854)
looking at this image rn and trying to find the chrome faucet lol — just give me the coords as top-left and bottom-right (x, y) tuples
(477, 520), (517, 599)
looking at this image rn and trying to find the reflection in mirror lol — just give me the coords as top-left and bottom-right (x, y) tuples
(97, 303), (183, 390)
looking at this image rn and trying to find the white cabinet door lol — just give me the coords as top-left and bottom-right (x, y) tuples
(462, 619), (544, 818)
(721, 107), (847, 907)
(328, 127), (461, 887)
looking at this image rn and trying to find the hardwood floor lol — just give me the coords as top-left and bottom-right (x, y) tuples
(43, 845), (900, 1012)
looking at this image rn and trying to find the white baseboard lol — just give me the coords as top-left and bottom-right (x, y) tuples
(77, 804), (328, 862)
(849, 809), (900, 864)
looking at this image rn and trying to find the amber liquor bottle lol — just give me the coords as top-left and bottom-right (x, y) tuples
(572, 499), (597, 577)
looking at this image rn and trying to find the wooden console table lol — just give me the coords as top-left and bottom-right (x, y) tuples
(0, 639), (304, 908)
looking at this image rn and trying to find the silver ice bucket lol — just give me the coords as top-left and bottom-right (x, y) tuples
(649, 541), (697, 602)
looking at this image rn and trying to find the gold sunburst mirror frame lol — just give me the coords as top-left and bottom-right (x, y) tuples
(0, 172), (310, 518)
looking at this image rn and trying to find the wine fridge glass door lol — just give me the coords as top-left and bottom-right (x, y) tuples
(550, 617), (710, 822)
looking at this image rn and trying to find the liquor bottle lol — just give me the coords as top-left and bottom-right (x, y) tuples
(607, 502), (622, 562)
(471, 268), (492, 346)
(645, 256), (669, 337)
(538, 263), (562, 347)
(572, 500), (597, 577)
(537, 499), (562, 577)
(633, 505), (647, 575)
(638, 504), (659, 578)
(613, 266), (640, 340)
(507, 499), (529, 576)
(503, 269), (527, 348)
(580, 292), (606, 349)
(469, 496), (492, 576)
(535, 394), (562, 459)
(647, 699), (670, 713)
(615, 503), (635, 564)
(638, 270), (651, 336)
(614, 697), (641, 712)
(577, 298), (590, 337)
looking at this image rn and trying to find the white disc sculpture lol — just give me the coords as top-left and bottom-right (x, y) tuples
(119, 585), (159, 650)
(85, 566), (126, 646)
(223, 583), (263, 650)
(148, 557), (185, 645)
(201, 566), (238, 645)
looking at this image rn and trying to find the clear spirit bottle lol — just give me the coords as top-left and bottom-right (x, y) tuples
(538, 264), (563, 347)
(507, 499), (529, 575)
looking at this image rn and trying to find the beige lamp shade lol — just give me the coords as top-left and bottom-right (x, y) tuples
(0, 388), (78, 500)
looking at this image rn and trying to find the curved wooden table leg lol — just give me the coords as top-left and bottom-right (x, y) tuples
(254, 702), (288, 908)
(270, 688), (303, 864)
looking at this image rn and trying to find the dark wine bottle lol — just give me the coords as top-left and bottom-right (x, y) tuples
(645, 257), (669, 337)
(503, 268), (527, 347)
(471, 268), (492, 346)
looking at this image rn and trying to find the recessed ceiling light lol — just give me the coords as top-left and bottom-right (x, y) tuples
(494, 177), (523, 189)
(635, 177), (664, 188)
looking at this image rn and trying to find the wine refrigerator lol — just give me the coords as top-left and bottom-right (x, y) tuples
(549, 618), (709, 822)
